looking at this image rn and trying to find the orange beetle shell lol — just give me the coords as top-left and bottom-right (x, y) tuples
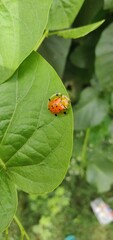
(48, 93), (70, 115)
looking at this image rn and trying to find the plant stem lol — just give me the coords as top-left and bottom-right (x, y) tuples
(14, 215), (30, 240)
(33, 30), (48, 51)
(81, 128), (90, 169)
(48, 30), (59, 36)
(5, 228), (9, 240)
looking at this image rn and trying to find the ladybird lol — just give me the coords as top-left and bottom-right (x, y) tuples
(48, 93), (70, 116)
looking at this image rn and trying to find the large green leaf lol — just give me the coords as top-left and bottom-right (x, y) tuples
(47, 0), (85, 30)
(0, 51), (73, 194)
(0, 0), (52, 84)
(0, 169), (17, 232)
(39, 36), (71, 77)
(95, 23), (113, 91)
(50, 20), (104, 39)
(74, 87), (109, 130)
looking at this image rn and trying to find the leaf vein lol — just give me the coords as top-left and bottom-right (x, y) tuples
(0, 77), (18, 145)
(6, 70), (51, 165)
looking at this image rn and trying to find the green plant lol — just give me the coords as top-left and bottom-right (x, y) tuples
(0, 0), (106, 238)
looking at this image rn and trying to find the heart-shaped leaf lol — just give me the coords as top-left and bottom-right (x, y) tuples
(0, 51), (73, 194)
(0, 169), (17, 232)
(0, 0), (52, 84)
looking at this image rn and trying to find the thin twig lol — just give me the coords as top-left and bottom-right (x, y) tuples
(14, 215), (30, 240)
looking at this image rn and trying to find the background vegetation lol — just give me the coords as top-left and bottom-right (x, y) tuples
(1, 0), (113, 239)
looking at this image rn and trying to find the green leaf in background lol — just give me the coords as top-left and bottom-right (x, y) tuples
(86, 119), (113, 192)
(39, 36), (71, 77)
(51, 20), (104, 39)
(75, 0), (104, 25)
(0, 169), (17, 232)
(70, 42), (94, 69)
(0, 51), (73, 194)
(0, 0), (52, 84)
(95, 23), (113, 91)
(104, 0), (113, 10)
(47, 0), (85, 31)
(70, 30), (100, 69)
(74, 87), (109, 130)
(111, 91), (113, 109)
(87, 157), (113, 192)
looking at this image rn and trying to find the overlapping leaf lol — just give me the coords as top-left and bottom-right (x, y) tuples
(47, 0), (85, 30)
(0, 0), (52, 84)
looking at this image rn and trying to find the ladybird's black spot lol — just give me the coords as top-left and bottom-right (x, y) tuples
(55, 114), (57, 116)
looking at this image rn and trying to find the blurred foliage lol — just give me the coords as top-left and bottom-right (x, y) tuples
(4, 171), (113, 240)
(63, 0), (113, 192)
(2, 0), (113, 239)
